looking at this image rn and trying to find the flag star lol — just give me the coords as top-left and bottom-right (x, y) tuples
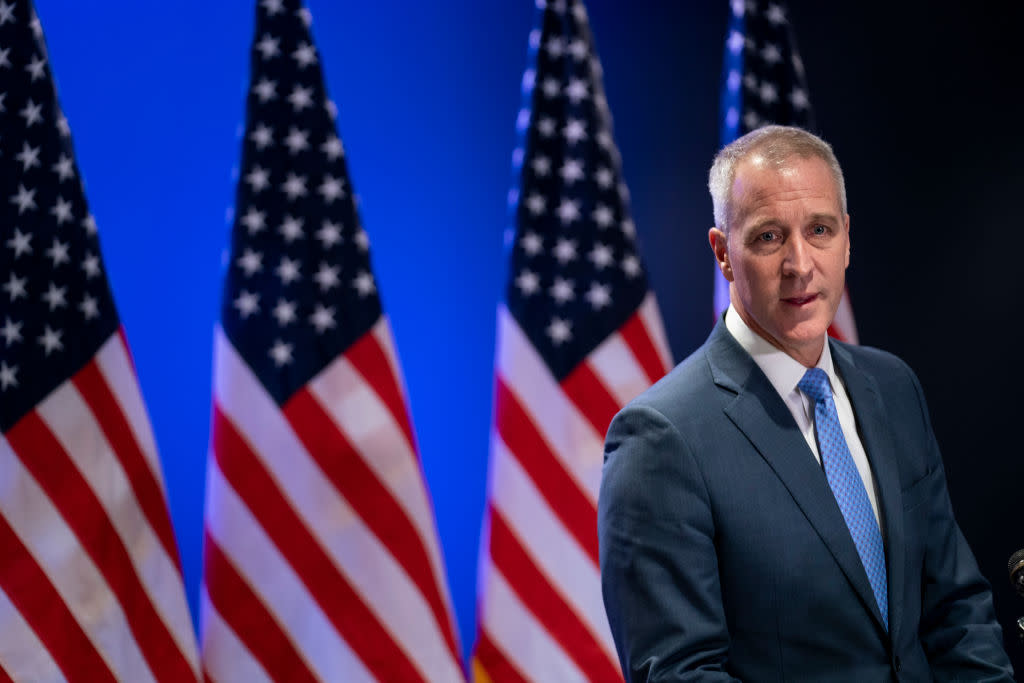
(314, 263), (340, 291)
(20, 99), (42, 127)
(276, 256), (302, 284)
(622, 254), (642, 277)
(9, 184), (36, 214)
(545, 37), (564, 58)
(546, 317), (572, 345)
(321, 135), (343, 160)
(316, 220), (343, 247)
(531, 155), (551, 176)
(15, 142), (40, 170)
(6, 229), (32, 257)
(766, 3), (787, 24)
(563, 119), (587, 145)
(0, 47), (9, 69)
(56, 111), (70, 137)
(246, 165), (270, 192)
(318, 175), (345, 203)
(559, 158), (584, 184)
(594, 166), (614, 189)
(272, 298), (297, 326)
(726, 69), (742, 93)
(790, 88), (809, 110)
(292, 41), (317, 68)
(236, 248), (263, 276)
(0, 362), (16, 390)
(567, 38), (587, 61)
(324, 99), (338, 120)
(589, 243), (614, 269)
(279, 215), (304, 242)
(50, 196), (74, 224)
(549, 276), (575, 304)
(621, 218), (636, 238)
(253, 77), (277, 102)
(309, 304), (336, 333)
(287, 85), (313, 111)
(521, 68), (535, 93)
(541, 76), (561, 98)
(556, 199), (580, 225)
(743, 73), (758, 92)
(564, 78), (589, 104)
(792, 54), (805, 76)
(536, 117), (556, 137)
(234, 290), (260, 318)
(731, 0), (745, 16)
(585, 282), (612, 309)
(256, 33), (280, 59)
(284, 127), (309, 154)
(727, 30), (745, 55)
(353, 227), (369, 251)
(591, 204), (614, 228)
(1, 317), (22, 345)
(52, 154), (74, 181)
(553, 238), (578, 264)
(281, 173), (308, 200)
(268, 339), (293, 367)
(42, 283), (67, 310)
(297, 6), (312, 27)
(515, 269), (540, 295)
(571, 1), (587, 22)
(38, 326), (63, 355)
(261, 0), (284, 15)
(524, 193), (546, 216)
(79, 294), (99, 320)
(25, 53), (46, 81)
(0, 2), (14, 26)
(761, 43), (782, 65)
(743, 110), (760, 130)
(520, 231), (543, 256)
(81, 252), (101, 278)
(240, 208), (266, 234)
(250, 124), (274, 149)
(3, 273), (26, 301)
(46, 238), (70, 266)
(352, 270), (375, 296)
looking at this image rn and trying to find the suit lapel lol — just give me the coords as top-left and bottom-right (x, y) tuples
(704, 323), (890, 637)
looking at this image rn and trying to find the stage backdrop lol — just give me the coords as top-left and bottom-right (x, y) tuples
(32, 0), (1024, 672)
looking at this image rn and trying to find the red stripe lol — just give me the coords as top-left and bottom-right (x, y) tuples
(345, 328), (417, 452)
(474, 630), (529, 683)
(827, 323), (849, 343)
(0, 513), (116, 683)
(489, 510), (622, 682)
(72, 359), (182, 572)
(0, 661), (13, 683)
(562, 362), (621, 438)
(284, 388), (462, 665)
(6, 412), (195, 682)
(202, 530), (315, 683)
(495, 376), (599, 565)
(619, 312), (668, 384)
(211, 404), (426, 682)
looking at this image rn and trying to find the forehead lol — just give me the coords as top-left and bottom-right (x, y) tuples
(730, 154), (842, 223)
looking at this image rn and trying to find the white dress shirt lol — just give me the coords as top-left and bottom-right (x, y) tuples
(724, 306), (881, 524)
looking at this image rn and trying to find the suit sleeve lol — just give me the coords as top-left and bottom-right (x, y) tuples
(598, 401), (741, 682)
(902, 363), (1014, 681)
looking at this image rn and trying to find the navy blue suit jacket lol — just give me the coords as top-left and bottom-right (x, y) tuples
(598, 321), (1012, 682)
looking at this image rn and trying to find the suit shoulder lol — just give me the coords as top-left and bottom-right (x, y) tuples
(618, 343), (716, 421)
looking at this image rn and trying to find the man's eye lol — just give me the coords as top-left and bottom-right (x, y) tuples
(759, 232), (778, 242)
(812, 224), (828, 235)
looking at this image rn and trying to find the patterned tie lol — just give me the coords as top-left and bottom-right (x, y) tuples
(798, 367), (889, 631)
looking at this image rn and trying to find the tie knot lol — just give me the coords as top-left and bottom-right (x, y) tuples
(798, 367), (832, 403)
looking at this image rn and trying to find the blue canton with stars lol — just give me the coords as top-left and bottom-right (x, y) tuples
(223, 0), (381, 406)
(506, 0), (649, 382)
(0, 0), (118, 433)
(719, 0), (815, 146)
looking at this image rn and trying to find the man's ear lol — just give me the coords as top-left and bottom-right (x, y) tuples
(709, 227), (733, 282)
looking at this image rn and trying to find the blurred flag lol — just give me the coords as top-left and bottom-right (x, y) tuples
(715, 0), (858, 342)
(0, 2), (200, 681)
(200, 1), (463, 681)
(472, 1), (672, 680)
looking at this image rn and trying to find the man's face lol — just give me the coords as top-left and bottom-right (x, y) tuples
(709, 154), (850, 366)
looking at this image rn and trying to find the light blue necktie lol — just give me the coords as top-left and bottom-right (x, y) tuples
(798, 367), (889, 631)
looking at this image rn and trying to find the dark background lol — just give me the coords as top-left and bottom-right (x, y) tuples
(32, 0), (1024, 671)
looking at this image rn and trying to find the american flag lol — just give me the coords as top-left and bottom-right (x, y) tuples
(0, 1), (200, 680)
(199, 0), (464, 681)
(715, 0), (858, 342)
(472, 1), (672, 681)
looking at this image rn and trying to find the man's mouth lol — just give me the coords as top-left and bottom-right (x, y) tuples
(782, 294), (818, 306)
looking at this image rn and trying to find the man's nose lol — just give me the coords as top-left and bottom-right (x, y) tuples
(782, 235), (813, 279)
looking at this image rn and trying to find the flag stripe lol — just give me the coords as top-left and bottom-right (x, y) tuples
(5, 413), (194, 682)
(495, 376), (599, 565)
(210, 404), (427, 683)
(620, 309), (670, 385)
(199, 589), (273, 683)
(346, 322), (417, 452)
(73, 356), (180, 571)
(0, 511), (113, 683)
(202, 531), (316, 683)
(472, 632), (528, 683)
(561, 361), (621, 440)
(489, 510), (621, 682)
(0, 585), (67, 683)
(638, 293), (673, 374)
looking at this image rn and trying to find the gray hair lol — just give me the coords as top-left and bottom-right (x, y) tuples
(708, 125), (847, 231)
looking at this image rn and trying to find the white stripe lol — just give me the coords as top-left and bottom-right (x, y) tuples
(0, 584), (67, 683)
(213, 328), (463, 683)
(491, 436), (617, 662)
(638, 292), (673, 374)
(832, 289), (859, 344)
(199, 587), (273, 683)
(479, 564), (587, 683)
(93, 333), (165, 491)
(496, 305), (604, 501)
(0, 433), (153, 682)
(35, 382), (198, 671)
(203, 459), (373, 683)
(586, 333), (650, 407)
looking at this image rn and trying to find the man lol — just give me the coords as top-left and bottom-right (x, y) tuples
(597, 125), (1012, 681)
